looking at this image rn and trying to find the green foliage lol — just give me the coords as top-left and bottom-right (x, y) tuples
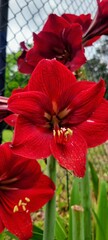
(3, 230), (18, 239)
(2, 129), (13, 143)
(85, 37), (108, 99)
(68, 163), (92, 240)
(95, 180), (108, 240)
(68, 162), (108, 240)
(30, 225), (43, 240)
(55, 214), (67, 240)
(89, 161), (99, 199)
(5, 52), (29, 97)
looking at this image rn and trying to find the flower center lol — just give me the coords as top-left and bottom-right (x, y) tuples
(57, 49), (71, 64)
(44, 110), (73, 144)
(53, 127), (73, 144)
(54, 48), (71, 64)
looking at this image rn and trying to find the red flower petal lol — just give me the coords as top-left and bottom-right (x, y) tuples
(42, 13), (69, 34)
(4, 114), (17, 127)
(3, 175), (55, 215)
(51, 129), (87, 177)
(0, 218), (4, 233)
(89, 99), (108, 122)
(0, 143), (43, 188)
(28, 59), (76, 100)
(9, 174), (55, 213)
(29, 31), (64, 59)
(11, 115), (52, 159)
(78, 121), (108, 148)
(8, 91), (52, 124)
(65, 79), (105, 125)
(77, 99), (108, 147)
(0, 208), (32, 240)
(62, 24), (86, 71)
(17, 50), (34, 74)
(62, 13), (92, 34)
(56, 80), (96, 113)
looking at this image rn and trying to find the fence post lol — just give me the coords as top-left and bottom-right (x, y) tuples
(0, 0), (9, 141)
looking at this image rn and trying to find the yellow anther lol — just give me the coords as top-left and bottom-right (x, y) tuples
(25, 197), (30, 202)
(64, 128), (73, 136)
(53, 129), (56, 136)
(22, 205), (26, 211)
(22, 202), (27, 206)
(57, 130), (60, 136)
(18, 199), (22, 206)
(13, 205), (19, 213)
(67, 128), (73, 135)
(13, 198), (30, 213)
(64, 130), (69, 136)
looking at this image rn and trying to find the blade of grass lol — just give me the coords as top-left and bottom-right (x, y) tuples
(55, 214), (67, 240)
(96, 180), (108, 240)
(89, 161), (99, 199)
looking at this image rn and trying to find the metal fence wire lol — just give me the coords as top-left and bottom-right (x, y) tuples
(0, 0), (108, 208)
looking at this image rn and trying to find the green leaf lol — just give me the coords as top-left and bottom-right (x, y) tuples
(80, 162), (92, 240)
(4, 230), (18, 239)
(71, 205), (84, 240)
(30, 225), (43, 240)
(95, 180), (108, 240)
(55, 214), (67, 240)
(68, 176), (85, 240)
(89, 161), (99, 199)
(68, 177), (82, 239)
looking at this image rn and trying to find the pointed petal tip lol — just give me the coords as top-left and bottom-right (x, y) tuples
(73, 164), (86, 178)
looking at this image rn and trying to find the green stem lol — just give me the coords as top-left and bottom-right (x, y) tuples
(80, 161), (92, 240)
(43, 155), (56, 240)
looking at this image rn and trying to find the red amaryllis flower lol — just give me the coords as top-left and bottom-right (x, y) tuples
(18, 14), (86, 74)
(83, 0), (108, 46)
(8, 59), (108, 177)
(0, 142), (55, 239)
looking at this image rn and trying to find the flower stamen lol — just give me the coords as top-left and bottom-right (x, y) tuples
(13, 197), (30, 213)
(13, 205), (19, 213)
(53, 127), (73, 144)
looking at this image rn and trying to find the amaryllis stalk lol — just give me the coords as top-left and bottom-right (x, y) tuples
(7, 59), (108, 177)
(0, 143), (55, 239)
(17, 14), (86, 74)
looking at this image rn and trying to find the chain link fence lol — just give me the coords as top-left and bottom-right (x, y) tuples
(0, 0), (108, 212)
